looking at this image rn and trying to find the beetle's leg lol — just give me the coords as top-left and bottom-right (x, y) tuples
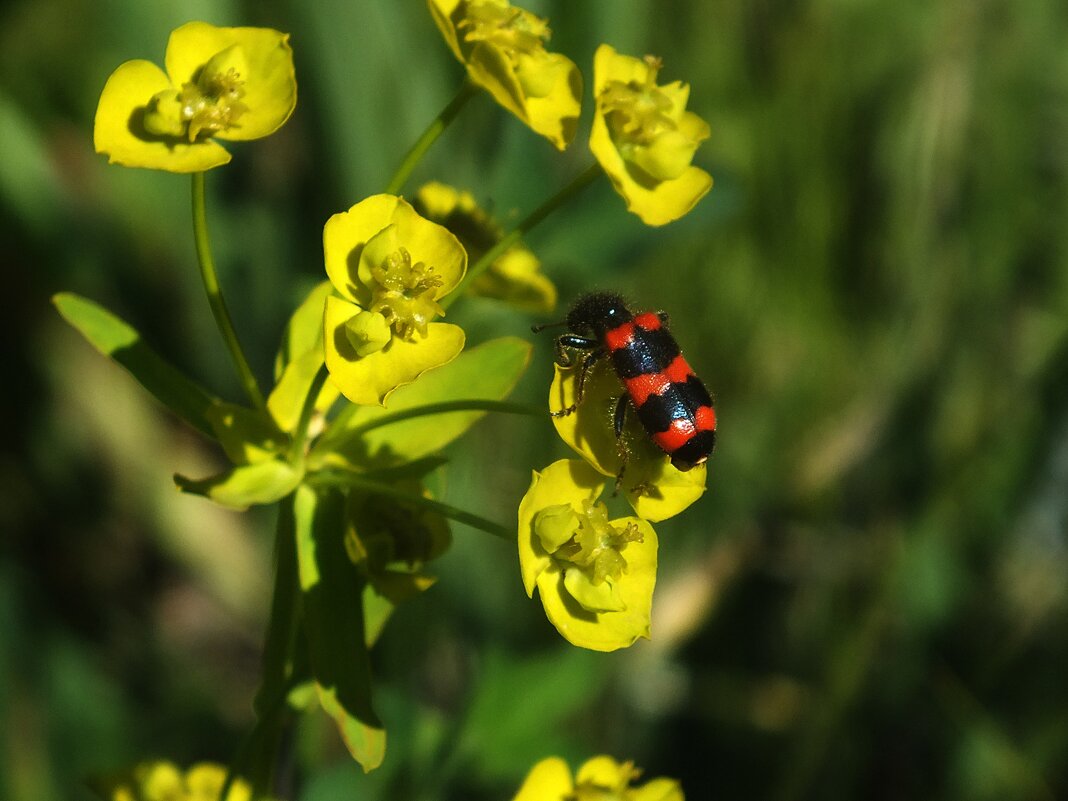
(612, 395), (631, 492)
(657, 311), (670, 326)
(553, 334), (598, 367)
(551, 346), (604, 417)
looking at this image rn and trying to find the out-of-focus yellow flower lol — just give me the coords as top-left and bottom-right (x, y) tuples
(589, 44), (712, 226)
(414, 181), (556, 313)
(428, 0), (581, 149)
(518, 459), (657, 651)
(101, 760), (255, 801)
(513, 755), (684, 801)
(548, 360), (706, 522)
(94, 21), (296, 172)
(323, 194), (467, 405)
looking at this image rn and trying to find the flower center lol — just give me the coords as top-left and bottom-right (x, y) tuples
(600, 57), (676, 148)
(542, 501), (643, 585)
(142, 45), (249, 142)
(459, 0), (551, 57)
(368, 247), (445, 341)
(598, 56), (704, 181)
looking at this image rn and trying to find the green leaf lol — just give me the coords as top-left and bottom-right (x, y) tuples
(293, 485), (386, 772)
(254, 495), (303, 719)
(274, 281), (333, 379)
(206, 402), (288, 464)
(315, 336), (532, 468)
(53, 292), (219, 438)
(269, 281), (340, 432)
(174, 459), (303, 510)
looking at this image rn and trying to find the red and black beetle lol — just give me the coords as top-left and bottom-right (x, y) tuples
(534, 291), (717, 474)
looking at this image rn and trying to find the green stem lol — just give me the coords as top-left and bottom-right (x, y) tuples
(385, 81), (478, 195)
(310, 470), (512, 541)
(290, 364), (330, 461)
(191, 171), (266, 410)
(442, 162), (603, 310)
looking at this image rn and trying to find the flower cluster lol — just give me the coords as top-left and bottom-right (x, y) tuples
(513, 756), (684, 801)
(95, 761), (257, 801)
(80, 0), (714, 789)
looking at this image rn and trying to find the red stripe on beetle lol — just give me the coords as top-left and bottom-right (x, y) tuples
(653, 417), (697, 454)
(695, 404), (717, 432)
(634, 312), (662, 331)
(625, 372), (671, 407)
(604, 322), (635, 352)
(663, 354), (695, 384)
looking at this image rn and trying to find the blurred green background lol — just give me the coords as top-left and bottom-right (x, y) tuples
(3, 0), (1068, 799)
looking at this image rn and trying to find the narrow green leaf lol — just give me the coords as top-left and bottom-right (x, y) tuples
(293, 485), (386, 771)
(53, 292), (219, 438)
(254, 496), (303, 719)
(174, 459), (303, 510)
(315, 336), (533, 469)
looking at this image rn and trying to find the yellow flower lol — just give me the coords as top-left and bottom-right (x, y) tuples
(100, 760), (254, 801)
(513, 755), (684, 801)
(323, 194), (467, 405)
(589, 44), (712, 226)
(413, 181), (557, 313)
(518, 459), (657, 651)
(94, 21), (297, 172)
(428, 0), (582, 150)
(548, 359), (706, 522)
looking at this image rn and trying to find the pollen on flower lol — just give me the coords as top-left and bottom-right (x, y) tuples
(368, 247), (446, 341)
(458, 0), (559, 98)
(179, 65), (248, 142)
(459, 1), (551, 56)
(598, 56), (705, 182)
(552, 500), (643, 586)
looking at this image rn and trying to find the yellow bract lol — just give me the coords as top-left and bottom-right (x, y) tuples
(589, 44), (712, 226)
(548, 361), (706, 522)
(512, 755), (685, 801)
(94, 21), (296, 172)
(428, 0), (582, 150)
(323, 194), (468, 406)
(517, 459), (657, 651)
(414, 181), (557, 313)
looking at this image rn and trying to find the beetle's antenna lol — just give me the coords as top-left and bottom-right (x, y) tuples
(530, 320), (568, 334)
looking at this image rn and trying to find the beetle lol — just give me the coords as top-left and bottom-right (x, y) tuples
(534, 291), (716, 477)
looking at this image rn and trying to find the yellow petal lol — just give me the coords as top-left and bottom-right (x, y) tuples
(93, 59), (231, 172)
(564, 570), (626, 613)
(324, 194), (467, 305)
(324, 296), (465, 405)
(574, 755), (629, 787)
(426, 0), (466, 64)
(630, 778), (685, 801)
(164, 21), (296, 141)
(512, 756), (574, 801)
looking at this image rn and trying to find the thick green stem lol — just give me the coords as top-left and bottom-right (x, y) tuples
(385, 81), (478, 195)
(191, 171), (266, 410)
(443, 162), (603, 310)
(310, 470), (512, 541)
